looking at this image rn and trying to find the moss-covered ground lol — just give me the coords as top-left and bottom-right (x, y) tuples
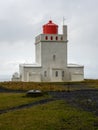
(0, 80), (98, 129)
(0, 100), (98, 130)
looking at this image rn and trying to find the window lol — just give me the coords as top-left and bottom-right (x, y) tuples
(61, 36), (63, 40)
(53, 55), (56, 61)
(50, 36), (53, 40)
(44, 71), (47, 77)
(45, 36), (48, 40)
(62, 71), (64, 77)
(56, 36), (58, 40)
(55, 71), (58, 77)
(29, 73), (32, 76)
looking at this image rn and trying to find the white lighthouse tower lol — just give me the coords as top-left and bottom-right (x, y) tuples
(35, 20), (69, 82)
(12, 20), (84, 82)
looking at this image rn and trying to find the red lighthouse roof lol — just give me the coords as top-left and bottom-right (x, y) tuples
(43, 20), (58, 34)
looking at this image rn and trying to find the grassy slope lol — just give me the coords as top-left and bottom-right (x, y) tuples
(84, 79), (98, 88)
(0, 80), (98, 129)
(0, 93), (50, 110)
(0, 100), (98, 130)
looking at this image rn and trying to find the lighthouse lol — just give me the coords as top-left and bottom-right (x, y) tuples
(12, 20), (84, 82)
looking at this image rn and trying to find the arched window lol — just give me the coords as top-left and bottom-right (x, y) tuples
(53, 55), (56, 61)
(50, 36), (53, 40)
(56, 36), (58, 40)
(45, 36), (48, 40)
(55, 71), (58, 77)
(44, 71), (47, 77)
(62, 71), (64, 77)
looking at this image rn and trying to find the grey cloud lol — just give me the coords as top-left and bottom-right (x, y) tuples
(0, 0), (98, 80)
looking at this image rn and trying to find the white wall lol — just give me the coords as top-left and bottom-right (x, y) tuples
(41, 41), (67, 68)
(20, 66), (41, 82)
(35, 43), (41, 64)
(71, 74), (84, 81)
(28, 73), (41, 82)
(68, 67), (84, 81)
(19, 65), (25, 81)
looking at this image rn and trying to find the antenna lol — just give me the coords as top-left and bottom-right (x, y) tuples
(50, 16), (52, 20)
(63, 17), (66, 25)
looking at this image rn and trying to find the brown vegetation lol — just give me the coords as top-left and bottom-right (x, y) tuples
(0, 81), (67, 91)
(0, 79), (98, 91)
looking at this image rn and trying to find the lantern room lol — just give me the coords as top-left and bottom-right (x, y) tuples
(43, 20), (58, 34)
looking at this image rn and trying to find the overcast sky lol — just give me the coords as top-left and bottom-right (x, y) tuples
(0, 0), (98, 81)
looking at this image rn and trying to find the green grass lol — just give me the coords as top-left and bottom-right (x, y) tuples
(0, 100), (97, 130)
(0, 80), (98, 129)
(0, 93), (50, 110)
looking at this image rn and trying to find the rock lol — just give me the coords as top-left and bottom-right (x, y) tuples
(26, 90), (43, 97)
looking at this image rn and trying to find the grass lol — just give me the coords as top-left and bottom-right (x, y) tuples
(0, 100), (98, 130)
(84, 79), (98, 88)
(0, 80), (98, 129)
(0, 93), (50, 110)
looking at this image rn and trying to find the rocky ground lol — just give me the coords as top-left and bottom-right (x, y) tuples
(49, 89), (98, 116)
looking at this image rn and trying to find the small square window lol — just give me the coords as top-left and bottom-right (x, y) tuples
(51, 36), (53, 40)
(61, 36), (63, 40)
(62, 71), (64, 77)
(44, 71), (47, 77)
(56, 36), (58, 40)
(45, 36), (48, 40)
(53, 55), (56, 61)
(56, 71), (58, 77)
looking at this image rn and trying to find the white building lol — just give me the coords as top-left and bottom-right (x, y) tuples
(12, 20), (84, 82)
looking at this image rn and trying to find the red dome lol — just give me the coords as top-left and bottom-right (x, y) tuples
(43, 20), (58, 34)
